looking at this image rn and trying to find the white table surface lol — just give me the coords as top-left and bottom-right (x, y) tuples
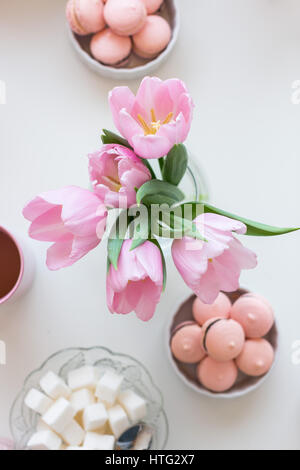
(1, 0), (300, 450)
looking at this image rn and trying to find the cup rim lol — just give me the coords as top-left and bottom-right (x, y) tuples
(0, 226), (24, 305)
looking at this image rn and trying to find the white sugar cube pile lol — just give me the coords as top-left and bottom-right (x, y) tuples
(24, 367), (147, 450)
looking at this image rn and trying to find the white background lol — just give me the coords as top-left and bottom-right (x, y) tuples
(1, 0), (300, 450)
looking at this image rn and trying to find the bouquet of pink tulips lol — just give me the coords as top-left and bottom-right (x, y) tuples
(23, 77), (299, 321)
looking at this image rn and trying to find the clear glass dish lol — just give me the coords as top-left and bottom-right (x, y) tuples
(10, 347), (169, 450)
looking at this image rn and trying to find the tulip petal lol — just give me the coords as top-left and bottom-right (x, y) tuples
(46, 234), (74, 271)
(118, 158), (151, 189)
(70, 235), (101, 261)
(111, 290), (135, 315)
(194, 262), (221, 304)
(152, 82), (174, 121)
(172, 239), (208, 290)
(89, 144), (150, 208)
(109, 86), (136, 133)
(173, 93), (194, 126)
(227, 238), (258, 269)
(157, 112), (189, 147)
(60, 189), (105, 237)
(172, 214), (257, 304)
(132, 133), (172, 159)
(202, 213), (247, 235)
(39, 187), (79, 206)
(23, 196), (56, 222)
(94, 184), (121, 208)
(212, 252), (241, 292)
(108, 240), (145, 291)
(134, 278), (161, 322)
(134, 77), (163, 122)
(118, 109), (144, 146)
(108, 77), (194, 159)
(106, 239), (163, 321)
(164, 79), (189, 104)
(28, 205), (67, 241)
(135, 241), (163, 286)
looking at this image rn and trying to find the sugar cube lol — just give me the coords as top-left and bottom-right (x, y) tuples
(70, 388), (95, 413)
(107, 405), (129, 438)
(27, 430), (62, 451)
(40, 371), (71, 400)
(95, 371), (123, 406)
(83, 432), (115, 450)
(68, 366), (100, 391)
(83, 403), (108, 432)
(42, 398), (76, 434)
(36, 418), (51, 432)
(24, 388), (53, 415)
(118, 390), (147, 422)
(61, 419), (85, 447)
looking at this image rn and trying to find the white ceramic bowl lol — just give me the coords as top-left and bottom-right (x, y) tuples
(166, 290), (279, 399)
(67, 0), (180, 80)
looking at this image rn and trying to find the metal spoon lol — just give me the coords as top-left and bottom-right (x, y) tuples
(116, 424), (153, 450)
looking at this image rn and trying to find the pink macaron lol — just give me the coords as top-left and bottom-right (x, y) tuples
(171, 323), (206, 364)
(197, 357), (238, 393)
(202, 318), (245, 362)
(141, 0), (164, 14)
(192, 292), (231, 326)
(104, 0), (147, 36)
(133, 15), (171, 59)
(66, 0), (106, 36)
(90, 29), (132, 66)
(230, 293), (274, 339)
(236, 339), (274, 377)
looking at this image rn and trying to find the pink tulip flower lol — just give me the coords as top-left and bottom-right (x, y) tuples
(88, 144), (151, 208)
(172, 214), (257, 304)
(106, 240), (164, 321)
(23, 186), (107, 270)
(109, 77), (194, 159)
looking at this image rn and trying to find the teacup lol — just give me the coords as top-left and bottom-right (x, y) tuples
(0, 226), (34, 306)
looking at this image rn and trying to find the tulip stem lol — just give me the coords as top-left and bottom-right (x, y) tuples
(158, 157), (165, 176)
(142, 160), (157, 180)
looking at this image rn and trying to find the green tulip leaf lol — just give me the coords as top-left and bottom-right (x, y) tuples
(107, 211), (129, 269)
(183, 202), (300, 237)
(136, 180), (184, 207)
(101, 129), (132, 149)
(162, 144), (188, 186)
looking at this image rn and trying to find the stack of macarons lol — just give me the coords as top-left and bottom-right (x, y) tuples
(170, 292), (275, 393)
(66, 0), (172, 67)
